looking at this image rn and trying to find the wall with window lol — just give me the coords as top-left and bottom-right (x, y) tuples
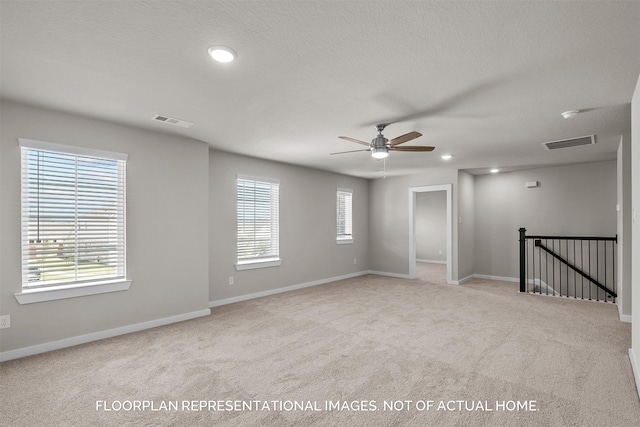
(209, 149), (369, 303)
(0, 101), (210, 355)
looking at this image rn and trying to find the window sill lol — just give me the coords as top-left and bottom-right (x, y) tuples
(336, 239), (353, 245)
(235, 258), (282, 271)
(14, 279), (132, 305)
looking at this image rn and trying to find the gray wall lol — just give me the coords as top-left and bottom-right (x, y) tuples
(457, 171), (475, 280)
(209, 149), (369, 302)
(415, 191), (446, 262)
(368, 169), (461, 279)
(618, 134), (632, 320)
(0, 101), (210, 353)
(474, 161), (617, 279)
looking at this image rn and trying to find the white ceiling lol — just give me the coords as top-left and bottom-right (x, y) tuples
(1, 1), (639, 178)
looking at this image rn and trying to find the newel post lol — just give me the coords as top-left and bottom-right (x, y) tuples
(519, 228), (526, 293)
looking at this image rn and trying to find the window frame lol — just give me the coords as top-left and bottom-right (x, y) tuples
(336, 188), (353, 245)
(15, 138), (130, 304)
(235, 175), (281, 271)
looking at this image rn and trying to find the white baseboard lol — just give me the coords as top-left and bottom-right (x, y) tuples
(417, 259), (446, 265)
(0, 309), (211, 362)
(618, 304), (632, 323)
(629, 348), (640, 399)
(450, 275), (474, 285)
(368, 270), (411, 279)
(473, 274), (520, 283)
(210, 271), (370, 308)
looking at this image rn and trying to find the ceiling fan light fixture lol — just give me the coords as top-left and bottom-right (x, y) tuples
(371, 146), (389, 159)
(561, 110), (579, 119)
(208, 46), (236, 63)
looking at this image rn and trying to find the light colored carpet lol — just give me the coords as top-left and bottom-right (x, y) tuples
(2, 264), (639, 426)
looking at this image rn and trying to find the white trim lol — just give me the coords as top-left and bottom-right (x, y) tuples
(409, 184), (453, 284)
(235, 258), (281, 271)
(367, 270), (411, 279)
(417, 259), (446, 264)
(336, 239), (353, 245)
(337, 187), (353, 194)
(0, 309), (211, 362)
(617, 303), (632, 323)
(237, 174), (280, 185)
(15, 279), (132, 304)
(210, 271), (369, 307)
(629, 348), (640, 399)
(473, 274), (520, 283)
(450, 275), (474, 285)
(19, 138), (128, 160)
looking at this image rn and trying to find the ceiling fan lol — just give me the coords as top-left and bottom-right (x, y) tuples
(331, 124), (435, 159)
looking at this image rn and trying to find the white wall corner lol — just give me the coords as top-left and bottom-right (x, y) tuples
(619, 304), (632, 323)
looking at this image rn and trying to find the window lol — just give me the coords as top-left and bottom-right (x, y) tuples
(18, 138), (127, 300)
(236, 175), (280, 270)
(336, 188), (353, 244)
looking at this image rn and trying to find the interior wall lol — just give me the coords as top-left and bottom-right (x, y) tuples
(457, 171), (475, 281)
(368, 170), (460, 279)
(0, 101), (210, 354)
(415, 191), (446, 262)
(630, 73), (640, 398)
(618, 133), (633, 322)
(209, 149), (369, 303)
(474, 161), (617, 279)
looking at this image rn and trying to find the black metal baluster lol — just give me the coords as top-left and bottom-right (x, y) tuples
(613, 239), (616, 302)
(588, 240), (592, 301)
(573, 240), (578, 298)
(581, 239), (584, 299)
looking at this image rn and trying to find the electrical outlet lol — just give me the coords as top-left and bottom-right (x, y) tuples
(228, 276), (234, 285)
(0, 315), (10, 329)
(353, 258), (357, 265)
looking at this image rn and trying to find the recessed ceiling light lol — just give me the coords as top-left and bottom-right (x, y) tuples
(490, 168), (499, 173)
(208, 46), (236, 63)
(561, 110), (579, 119)
(441, 154), (453, 160)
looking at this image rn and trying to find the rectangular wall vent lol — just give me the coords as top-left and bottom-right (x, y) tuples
(152, 114), (194, 128)
(542, 135), (595, 150)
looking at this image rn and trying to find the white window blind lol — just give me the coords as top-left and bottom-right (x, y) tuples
(237, 176), (280, 263)
(337, 188), (353, 242)
(20, 139), (127, 290)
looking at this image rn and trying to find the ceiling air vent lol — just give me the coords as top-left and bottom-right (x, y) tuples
(152, 114), (194, 128)
(542, 135), (595, 150)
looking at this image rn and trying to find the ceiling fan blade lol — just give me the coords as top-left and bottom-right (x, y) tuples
(388, 131), (422, 147)
(365, 78), (501, 127)
(338, 136), (370, 146)
(330, 149), (371, 155)
(390, 146), (435, 152)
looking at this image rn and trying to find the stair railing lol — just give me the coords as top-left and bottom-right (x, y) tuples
(519, 228), (617, 302)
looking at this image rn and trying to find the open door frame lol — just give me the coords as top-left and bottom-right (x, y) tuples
(409, 184), (453, 284)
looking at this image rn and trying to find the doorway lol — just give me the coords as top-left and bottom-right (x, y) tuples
(409, 184), (453, 284)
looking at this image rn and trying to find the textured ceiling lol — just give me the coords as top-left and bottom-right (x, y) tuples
(1, 1), (639, 178)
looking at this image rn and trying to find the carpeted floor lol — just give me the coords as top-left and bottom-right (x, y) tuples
(1, 264), (639, 426)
